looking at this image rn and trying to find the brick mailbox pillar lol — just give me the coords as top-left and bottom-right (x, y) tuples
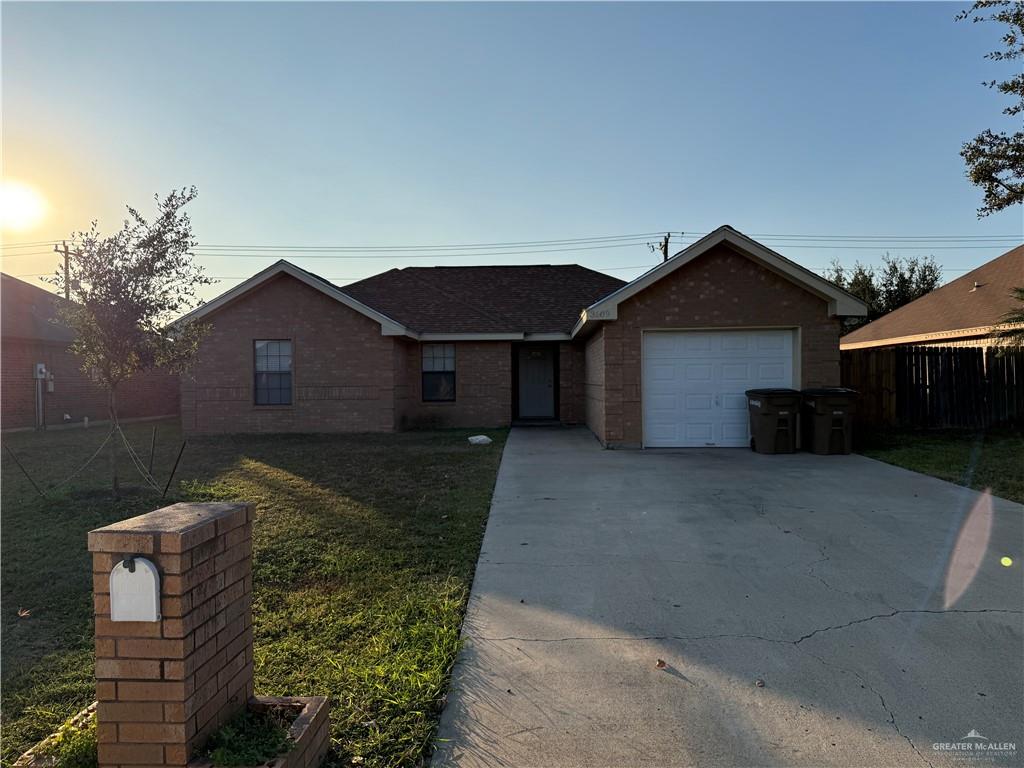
(88, 502), (255, 767)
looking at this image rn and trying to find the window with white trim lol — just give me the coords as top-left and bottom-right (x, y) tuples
(254, 340), (293, 405)
(422, 343), (455, 402)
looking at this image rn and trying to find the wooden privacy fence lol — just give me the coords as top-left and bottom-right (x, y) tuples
(841, 345), (1024, 429)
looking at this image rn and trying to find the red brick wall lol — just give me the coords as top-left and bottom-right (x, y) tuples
(401, 340), (513, 429)
(557, 341), (585, 424)
(181, 274), (396, 434)
(595, 244), (841, 447)
(584, 328), (606, 441)
(2, 338), (179, 431)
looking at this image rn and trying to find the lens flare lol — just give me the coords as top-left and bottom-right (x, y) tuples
(944, 489), (993, 610)
(0, 180), (47, 232)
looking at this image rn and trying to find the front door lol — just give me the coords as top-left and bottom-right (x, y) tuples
(517, 345), (556, 419)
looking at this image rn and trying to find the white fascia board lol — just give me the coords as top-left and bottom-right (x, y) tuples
(839, 325), (1003, 350)
(174, 260), (410, 337)
(523, 332), (572, 341)
(417, 332), (525, 341)
(573, 227), (867, 336)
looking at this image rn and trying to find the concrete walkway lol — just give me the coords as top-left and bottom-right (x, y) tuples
(433, 427), (1023, 768)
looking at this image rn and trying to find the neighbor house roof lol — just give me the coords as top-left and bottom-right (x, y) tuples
(840, 244), (1024, 350)
(572, 225), (867, 337)
(177, 260), (625, 339)
(1, 273), (76, 343)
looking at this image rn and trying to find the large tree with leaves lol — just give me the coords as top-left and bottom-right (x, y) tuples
(825, 254), (943, 332)
(50, 187), (211, 495)
(957, 1), (1024, 216)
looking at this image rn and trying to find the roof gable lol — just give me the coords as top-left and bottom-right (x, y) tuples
(572, 226), (867, 336)
(840, 244), (1024, 349)
(175, 261), (409, 336)
(1, 273), (77, 343)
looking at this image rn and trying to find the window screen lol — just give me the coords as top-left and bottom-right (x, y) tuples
(422, 343), (455, 402)
(254, 340), (293, 405)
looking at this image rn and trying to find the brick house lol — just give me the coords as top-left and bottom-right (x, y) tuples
(1, 274), (180, 430)
(180, 226), (865, 447)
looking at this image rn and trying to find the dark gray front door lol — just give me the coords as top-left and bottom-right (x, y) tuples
(517, 345), (556, 419)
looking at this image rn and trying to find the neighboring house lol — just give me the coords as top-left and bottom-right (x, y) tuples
(1, 274), (180, 430)
(840, 244), (1024, 350)
(178, 225), (865, 447)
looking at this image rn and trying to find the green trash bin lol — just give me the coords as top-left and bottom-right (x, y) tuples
(801, 388), (858, 455)
(745, 388), (801, 454)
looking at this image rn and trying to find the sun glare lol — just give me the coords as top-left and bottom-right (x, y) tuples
(0, 180), (47, 232)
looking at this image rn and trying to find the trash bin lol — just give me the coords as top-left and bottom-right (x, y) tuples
(745, 388), (801, 454)
(801, 388), (858, 455)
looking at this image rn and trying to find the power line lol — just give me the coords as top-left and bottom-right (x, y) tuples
(2, 230), (1021, 252)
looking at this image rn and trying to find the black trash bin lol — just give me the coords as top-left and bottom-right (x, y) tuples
(801, 388), (858, 455)
(745, 388), (801, 454)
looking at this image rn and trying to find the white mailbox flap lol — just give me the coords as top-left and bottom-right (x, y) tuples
(109, 557), (161, 622)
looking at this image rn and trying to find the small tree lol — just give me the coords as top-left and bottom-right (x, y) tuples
(825, 254), (943, 332)
(995, 286), (1024, 348)
(50, 187), (211, 495)
(957, 1), (1024, 216)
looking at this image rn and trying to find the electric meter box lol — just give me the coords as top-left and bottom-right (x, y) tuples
(109, 557), (161, 622)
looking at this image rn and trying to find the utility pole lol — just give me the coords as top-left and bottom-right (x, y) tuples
(648, 232), (672, 262)
(54, 241), (70, 299)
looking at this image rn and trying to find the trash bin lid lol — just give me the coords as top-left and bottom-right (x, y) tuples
(800, 387), (858, 396)
(745, 388), (801, 397)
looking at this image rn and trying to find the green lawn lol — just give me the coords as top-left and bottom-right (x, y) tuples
(859, 427), (1024, 504)
(1, 419), (507, 768)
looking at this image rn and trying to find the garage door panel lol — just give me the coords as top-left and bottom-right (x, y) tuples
(685, 394), (713, 411)
(721, 421), (749, 443)
(684, 422), (714, 442)
(643, 329), (794, 448)
(649, 363), (676, 382)
(757, 334), (785, 351)
(758, 362), (786, 381)
(721, 335), (750, 351)
(685, 363), (713, 381)
(683, 334), (712, 353)
(647, 394), (676, 412)
(721, 393), (747, 411)
(646, 335), (677, 357)
(721, 362), (750, 381)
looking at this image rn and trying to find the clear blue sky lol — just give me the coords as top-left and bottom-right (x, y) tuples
(2, 1), (1021, 299)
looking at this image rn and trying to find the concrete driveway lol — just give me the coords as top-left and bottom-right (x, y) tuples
(433, 428), (1023, 768)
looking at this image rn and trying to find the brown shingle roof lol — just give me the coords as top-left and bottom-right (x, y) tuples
(1, 273), (76, 343)
(339, 265), (626, 334)
(841, 244), (1024, 346)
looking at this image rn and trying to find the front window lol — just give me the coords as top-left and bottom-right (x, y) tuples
(422, 343), (455, 402)
(254, 340), (292, 405)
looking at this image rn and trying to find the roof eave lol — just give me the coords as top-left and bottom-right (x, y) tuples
(839, 323), (1018, 350)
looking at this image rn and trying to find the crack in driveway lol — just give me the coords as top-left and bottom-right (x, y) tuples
(804, 650), (934, 768)
(478, 608), (1023, 645)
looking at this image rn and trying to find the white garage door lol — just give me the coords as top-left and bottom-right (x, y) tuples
(643, 329), (795, 448)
